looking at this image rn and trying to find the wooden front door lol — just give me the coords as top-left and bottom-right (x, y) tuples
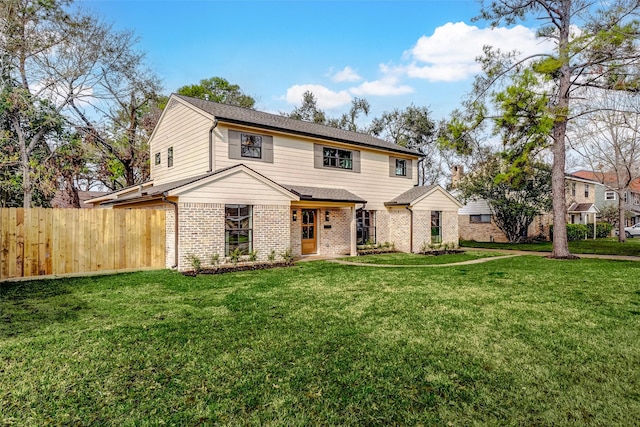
(301, 209), (317, 255)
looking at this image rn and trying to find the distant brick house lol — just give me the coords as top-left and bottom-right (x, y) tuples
(87, 95), (461, 270)
(457, 171), (601, 242)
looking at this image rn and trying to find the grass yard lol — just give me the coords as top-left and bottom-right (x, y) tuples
(461, 237), (640, 256)
(340, 251), (504, 265)
(1, 255), (640, 425)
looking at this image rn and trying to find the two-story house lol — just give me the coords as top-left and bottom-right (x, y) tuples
(570, 170), (640, 226)
(87, 94), (461, 270)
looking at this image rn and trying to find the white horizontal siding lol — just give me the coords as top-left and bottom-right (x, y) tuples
(213, 125), (418, 210)
(178, 169), (293, 205)
(150, 101), (212, 185)
(413, 189), (461, 211)
(458, 199), (492, 215)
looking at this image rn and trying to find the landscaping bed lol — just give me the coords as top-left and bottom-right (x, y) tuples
(182, 261), (293, 276)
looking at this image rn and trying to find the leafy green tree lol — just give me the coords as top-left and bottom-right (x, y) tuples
(458, 155), (552, 243)
(283, 91), (327, 124)
(445, 0), (640, 258)
(177, 77), (256, 109)
(1, 0), (157, 205)
(370, 105), (441, 184)
(327, 97), (371, 132)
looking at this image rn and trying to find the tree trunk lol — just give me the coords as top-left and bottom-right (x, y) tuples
(21, 159), (33, 208)
(619, 194), (627, 242)
(549, 0), (574, 259)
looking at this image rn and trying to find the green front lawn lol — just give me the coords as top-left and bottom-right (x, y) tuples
(340, 251), (504, 265)
(461, 237), (640, 256)
(2, 257), (640, 425)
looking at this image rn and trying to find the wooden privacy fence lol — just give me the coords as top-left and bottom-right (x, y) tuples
(1, 208), (166, 280)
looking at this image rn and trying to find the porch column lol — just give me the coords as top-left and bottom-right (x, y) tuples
(350, 206), (357, 256)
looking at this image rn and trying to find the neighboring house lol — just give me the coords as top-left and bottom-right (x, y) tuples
(87, 94), (461, 270)
(51, 190), (109, 208)
(457, 171), (601, 242)
(570, 170), (640, 226)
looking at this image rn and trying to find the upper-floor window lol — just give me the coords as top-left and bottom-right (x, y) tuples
(389, 156), (412, 179)
(167, 147), (174, 167)
(635, 194), (640, 206)
(241, 134), (262, 159)
(323, 147), (353, 170)
(470, 214), (491, 223)
(584, 184), (589, 198)
(605, 191), (616, 201)
(154, 152), (161, 165)
(624, 192), (629, 203)
(314, 144), (360, 173)
(228, 130), (273, 163)
(571, 182), (576, 197)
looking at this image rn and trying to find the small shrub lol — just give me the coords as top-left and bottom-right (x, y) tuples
(596, 222), (613, 238)
(210, 253), (220, 268)
(229, 248), (243, 265)
(248, 250), (258, 262)
(281, 247), (295, 265)
(186, 253), (202, 272)
(268, 249), (277, 263)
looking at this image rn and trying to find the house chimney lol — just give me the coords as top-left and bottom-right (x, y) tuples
(451, 165), (464, 188)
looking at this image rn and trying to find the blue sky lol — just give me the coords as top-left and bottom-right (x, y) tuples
(78, 0), (547, 121)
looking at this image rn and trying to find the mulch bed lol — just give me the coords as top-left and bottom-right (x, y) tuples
(417, 250), (464, 256)
(182, 261), (293, 276)
(356, 249), (398, 256)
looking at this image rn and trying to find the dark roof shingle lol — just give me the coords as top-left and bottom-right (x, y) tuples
(385, 185), (438, 206)
(283, 184), (366, 203)
(174, 94), (421, 157)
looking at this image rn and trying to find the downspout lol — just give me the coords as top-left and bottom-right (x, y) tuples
(208, 119), (218, 173)
(163, 194), (179, 269)
(405, 205), (414, 253)
(416, 157), (425, 185)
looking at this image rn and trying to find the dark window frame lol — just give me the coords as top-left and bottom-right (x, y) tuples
(356, 209), (376, 245)
(167, 147), (174, 168)
(154, 152), (161, 165)
(470, 214), (491, 223)
(241, 133), (262, 159)
(431, 210), (442, 244)
(323, 147), (353, 170)
(225, 205), (253, 256)
(395, 159), (407, 176)
(584, 184), (590, 198)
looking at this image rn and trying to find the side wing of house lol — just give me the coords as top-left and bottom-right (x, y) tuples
(149, 98), (214, 185)
(165, 166), (299, 270)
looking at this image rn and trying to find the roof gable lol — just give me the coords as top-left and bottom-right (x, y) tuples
(385, 185), (462, 208)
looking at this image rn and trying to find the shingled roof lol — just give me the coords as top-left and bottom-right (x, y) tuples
(385, 185), (438, 206)
(174, 94), (421, 157)
(283, 184), (366, 204)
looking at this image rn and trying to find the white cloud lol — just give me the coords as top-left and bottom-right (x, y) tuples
(405, 21), (554, 82)
(331, 66), (362, 83)
(349, 75), (414, 96)
(285, 84), (352, 109)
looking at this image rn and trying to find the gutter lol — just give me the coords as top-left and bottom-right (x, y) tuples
(162, 194), (179, 269)
(405, 205), (414, 253)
